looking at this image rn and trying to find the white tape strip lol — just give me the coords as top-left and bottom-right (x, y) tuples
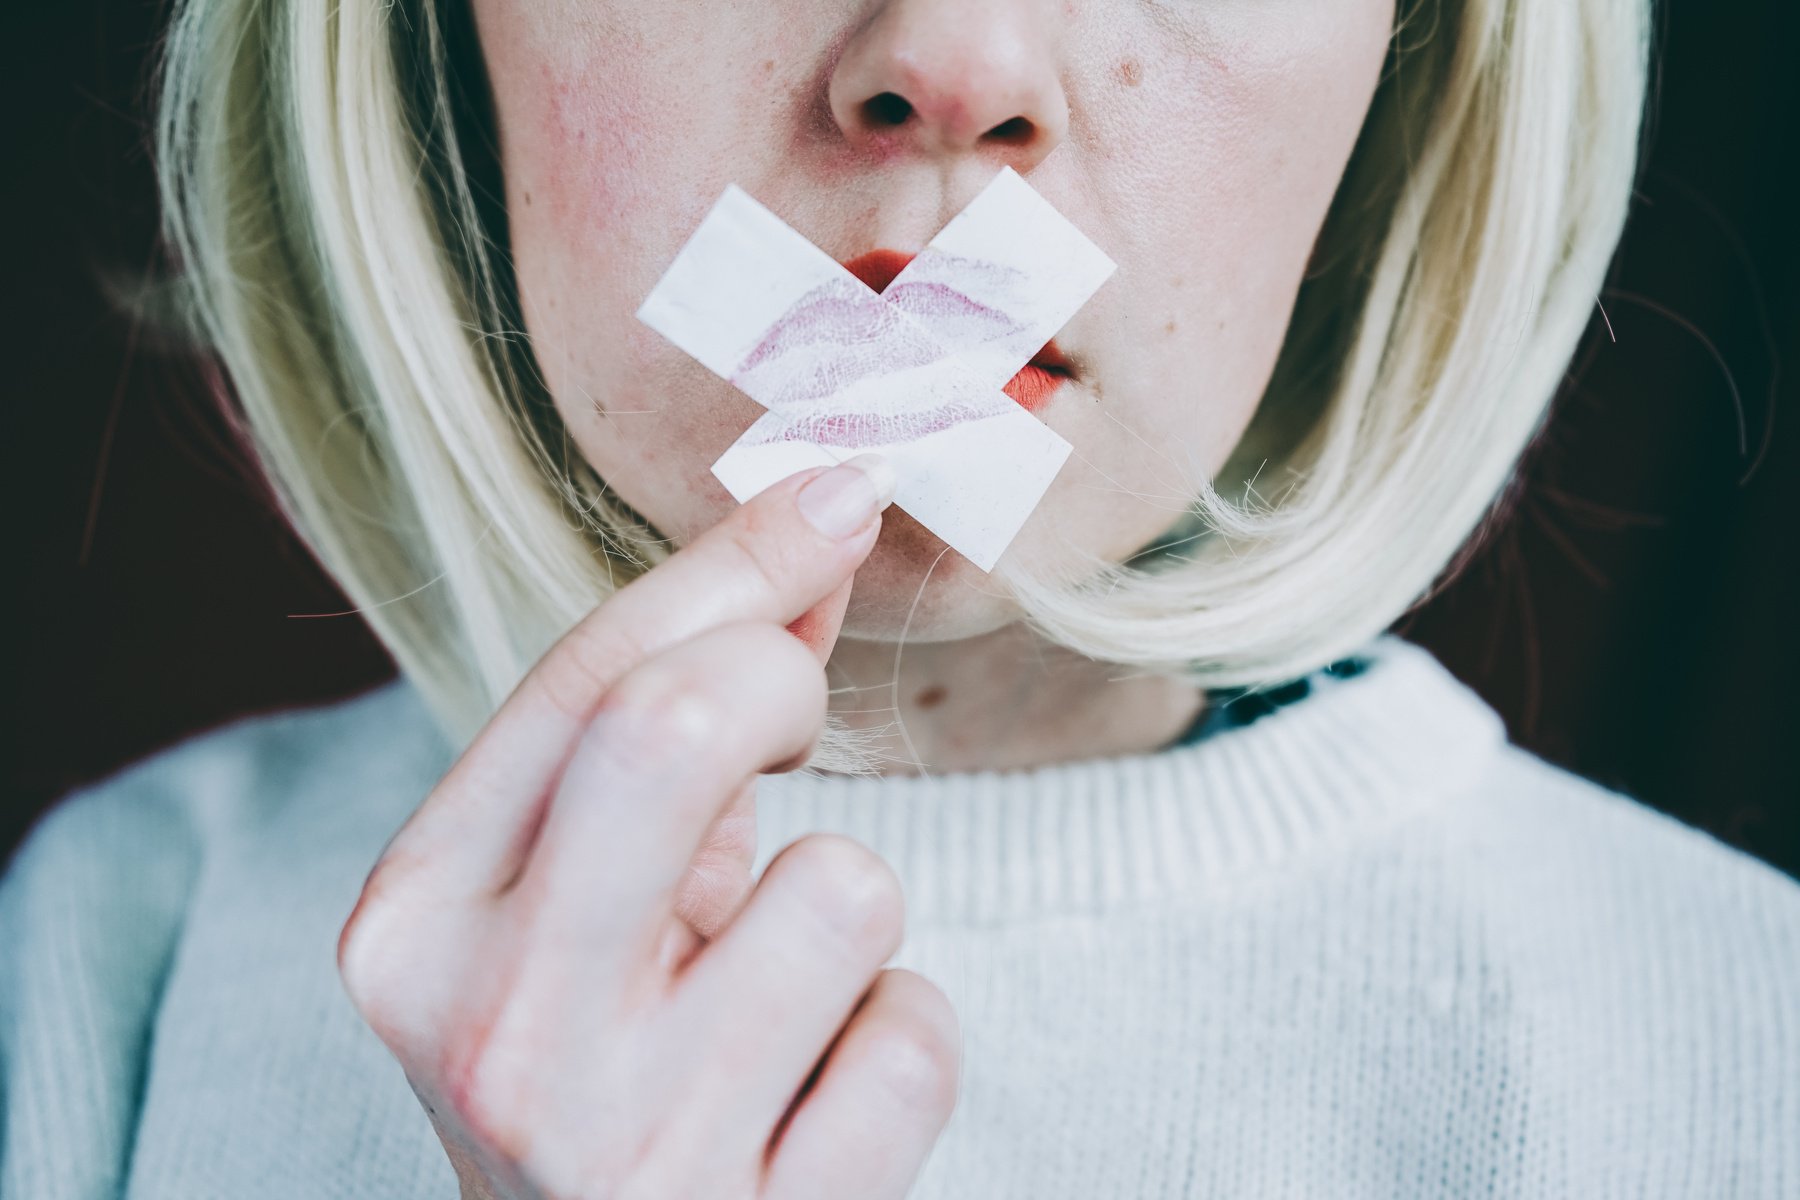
(636, 167), (1114, 571)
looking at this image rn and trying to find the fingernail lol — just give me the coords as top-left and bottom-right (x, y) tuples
(797, 454), (897, 540)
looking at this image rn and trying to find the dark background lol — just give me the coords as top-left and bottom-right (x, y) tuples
(8, 3), (1796, 876)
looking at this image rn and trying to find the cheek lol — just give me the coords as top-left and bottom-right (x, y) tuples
(471, 0), (1389, 572)
(485, 32), (760, 538)
(1082, 5), (1390, 451)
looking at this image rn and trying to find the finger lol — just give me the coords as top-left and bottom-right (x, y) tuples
(655, 834), (906, 1166)
(673, 777), (759, 940)
(763, 969), (961, 1200)
(501, 621), (829, 986)
(656, 777), (759, 974)
(378, 454), (895, 902)
(785, 574), (855, 667)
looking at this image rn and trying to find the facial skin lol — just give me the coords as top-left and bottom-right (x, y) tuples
(470, 0), (1395, 770)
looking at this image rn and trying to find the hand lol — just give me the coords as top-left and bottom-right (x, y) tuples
(336, 457), (960, 1199)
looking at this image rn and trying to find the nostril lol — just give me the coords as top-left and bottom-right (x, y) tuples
(984, 116), (1035, 145)
(862, 92), (914, 129)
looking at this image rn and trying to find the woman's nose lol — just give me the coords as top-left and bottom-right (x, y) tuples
(827, 0), (1069, 172)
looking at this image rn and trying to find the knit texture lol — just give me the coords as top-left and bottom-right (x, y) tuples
(3, 635), (1795, 1198)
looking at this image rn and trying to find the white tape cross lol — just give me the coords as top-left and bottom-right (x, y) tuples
(636, 167), (1115, 571)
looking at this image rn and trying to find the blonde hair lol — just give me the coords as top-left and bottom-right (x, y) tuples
(152, 0), (1650, 770)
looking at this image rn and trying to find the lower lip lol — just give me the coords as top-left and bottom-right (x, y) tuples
(1003, 363), (1070, 412)
(840, 249), (1073, 415)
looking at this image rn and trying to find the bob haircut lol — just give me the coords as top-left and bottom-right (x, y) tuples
(151, 0), (1651, 771)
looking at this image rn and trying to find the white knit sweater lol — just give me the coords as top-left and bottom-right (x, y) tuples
(3, 635), (1796, 1198)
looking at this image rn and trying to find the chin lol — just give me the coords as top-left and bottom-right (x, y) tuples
(838, 507), (1024, 644)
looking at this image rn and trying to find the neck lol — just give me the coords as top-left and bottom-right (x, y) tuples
(824, 622), (1206, 775)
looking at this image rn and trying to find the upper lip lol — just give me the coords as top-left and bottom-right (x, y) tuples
(840, 249), (1075, 378)
(721, 247), (1078, 450)
(727, 271), (989, 447)
(1023, 339), (1072, 375)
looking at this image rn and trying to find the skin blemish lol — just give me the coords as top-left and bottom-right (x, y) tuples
(1115, 57), (1143, 87)
(1165, 319), (1177, 334)
(914, 685), (949, 710)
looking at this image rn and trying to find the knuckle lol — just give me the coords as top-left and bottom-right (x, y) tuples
(538, 621), (644, 726)
(603, 666), (726, 762)
(600, 624), (825, 776)
(335, 920), (381, 1014)
(439, 1021), (539, 1166)
(773, 834), (906, 951)
(857, 1012), (960, 1116)
(336, 857), (416, 1021)
(720, 521), (792, 606)
(442, 1027), (653, 1200)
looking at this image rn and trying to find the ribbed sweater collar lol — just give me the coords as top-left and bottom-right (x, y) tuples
(383, 635), (1504, 924)
(754, 635), (1507, 924)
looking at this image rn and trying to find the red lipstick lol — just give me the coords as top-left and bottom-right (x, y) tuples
(843, 248), (915, 294)
(839, 249), (1074, 414)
